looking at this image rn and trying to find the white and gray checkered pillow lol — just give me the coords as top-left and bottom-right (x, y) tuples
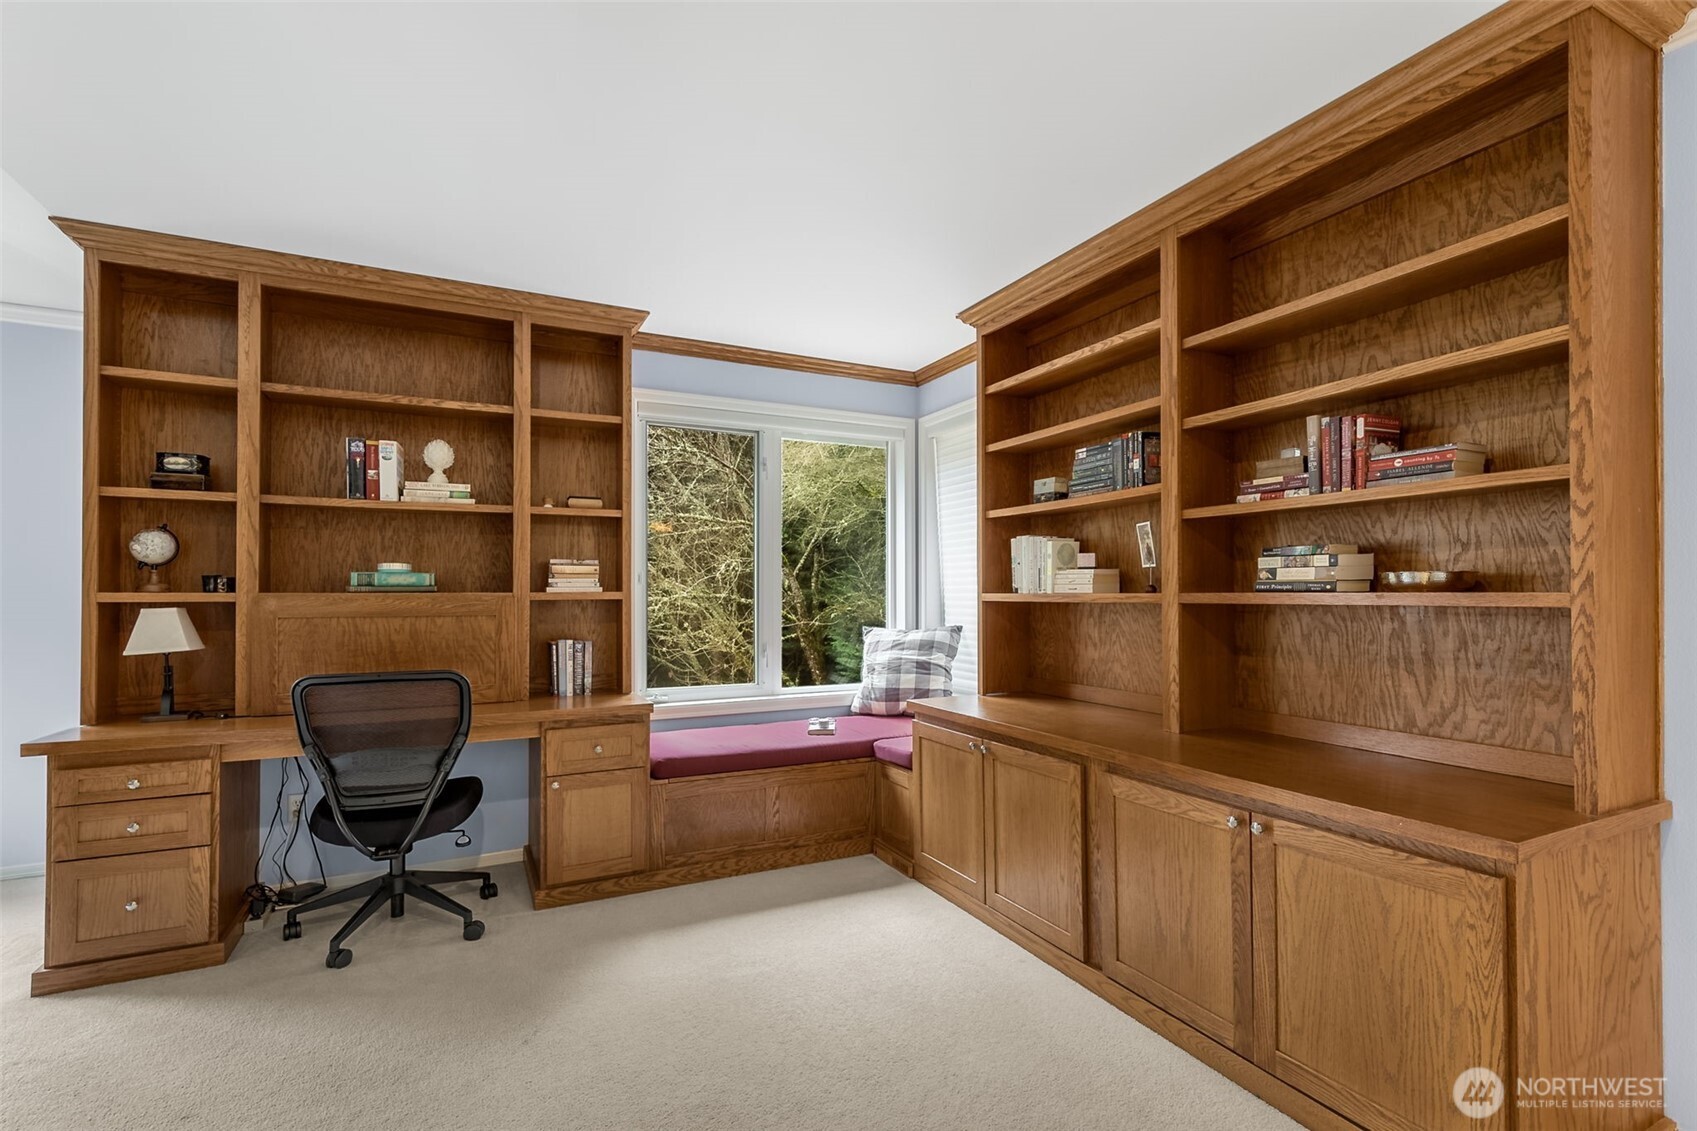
(850, 625), (963, 716)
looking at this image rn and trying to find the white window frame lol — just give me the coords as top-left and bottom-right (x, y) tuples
(918, 399), (977, 694)
(634, 390), (914, 717)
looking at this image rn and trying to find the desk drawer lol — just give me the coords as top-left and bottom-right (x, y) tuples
(47, 848), (211, 967)
(544, 724), (646, 776)
(51, 758), (212, 807)
(52, 795), (213, 862)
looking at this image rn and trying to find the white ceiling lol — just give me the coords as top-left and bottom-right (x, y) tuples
(1, 2), (1496, 368)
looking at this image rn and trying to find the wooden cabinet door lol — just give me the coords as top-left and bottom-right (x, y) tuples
(915, 728), (984, 900)
(542, 768), (649, 886)
(984, 742), (1085, 957)
(1095, 773), (1251, 1051)
(1252, 817), (1509, 1131)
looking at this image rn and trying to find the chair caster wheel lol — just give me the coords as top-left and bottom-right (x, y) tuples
(479, 881), (498, 900)
(463, 920), (485, 941)
(283, 920), (302, 941)
(326, 947), (352, 968)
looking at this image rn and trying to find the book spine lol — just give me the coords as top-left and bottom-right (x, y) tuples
(1340, 415), (1355, 491)
(1236, 488), (1312, 503)
(1256, 554), (1349, 568)
(1256, 566), (1368, 581)
(376, 440), (403, 502)
(1353, 417), (1368, 487)
(1305, 416), (1321, 495)
(1238, 474), (1310, 493)
(585, 641), (594, 695)
(1369, 449), (1484, 470)
(1253, 580), (1354, 592)
(346, 438), (366, 499)
(1318, 418), (1333, 492)
(1368, 460), (1464, 481)
(550, 639), (560, 696)
(364, 443), (379, 500)
(1378, 442), (1488, 460)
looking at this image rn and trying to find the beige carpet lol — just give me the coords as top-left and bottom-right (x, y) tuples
(0, 856), (1298, 1130)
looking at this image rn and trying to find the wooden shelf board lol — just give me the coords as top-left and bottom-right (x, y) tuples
(530, 408), (624, 428)
(1179, 591), (1569, 608)
(1183, 327), (1572, 431)
(1184, 207), (1570, 353)
(98, 487), (236, 504)
(260, 494), (514, 515)
(987, 397), (1162, 454)
(100, 366), (237, 396)
(987, 483), (1161, 520)
(530, 507), (624, 520)
(1183, 464), (1568, 519)
(987, 319), (1161, 397)
(96, 592), (238, 604)
(531, 591), (624, 601)
(260, 382), (514, 418)
(983, 592), (1161, 604)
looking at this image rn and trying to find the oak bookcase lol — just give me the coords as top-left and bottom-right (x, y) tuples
(63, 221), (646, 723)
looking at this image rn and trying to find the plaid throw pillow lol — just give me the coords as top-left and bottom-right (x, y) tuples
(850, 625), (963, 717)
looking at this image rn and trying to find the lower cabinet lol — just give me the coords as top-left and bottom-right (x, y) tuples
(540, 768), (649, 886)
(872, 762), (915, 860)
(984, 743), (1085, 958)
(915, 728), (985, 899)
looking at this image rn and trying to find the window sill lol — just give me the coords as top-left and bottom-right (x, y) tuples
(648, 689), (857, 722)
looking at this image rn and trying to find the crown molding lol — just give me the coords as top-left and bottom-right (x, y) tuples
(1666, 7), (1697, 49)
(633, 332), (916, 386)
(0, 302), (83, 330)
(913, 342), (976, 385)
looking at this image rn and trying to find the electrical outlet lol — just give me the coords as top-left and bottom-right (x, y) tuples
(287, 793), (304, 822)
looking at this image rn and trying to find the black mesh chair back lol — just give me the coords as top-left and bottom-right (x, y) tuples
(291, 670), (472, 860)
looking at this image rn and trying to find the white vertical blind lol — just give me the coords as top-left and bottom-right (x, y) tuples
(932, 421), (978, 693)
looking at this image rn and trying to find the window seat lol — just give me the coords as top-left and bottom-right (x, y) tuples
(649, 715), (912, 779)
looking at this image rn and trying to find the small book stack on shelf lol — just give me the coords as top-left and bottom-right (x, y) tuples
(1068, 431), (1161, 497)
(1366, 442), (1488, 488)
(549, 638), (594, 696)
(1254, 543), (1373, 593)
(546, 558), (602, 594)
(402, 480), (475, 504)
(343, 438), (407, 501)
(1010, 536), (1078, 593)
(347, 563), (437, 593)
(1236, 448), (1311, 502)
(1053, 567), (1120, 594)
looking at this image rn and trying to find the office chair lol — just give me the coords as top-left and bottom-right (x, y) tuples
(283, 670), (498, 968)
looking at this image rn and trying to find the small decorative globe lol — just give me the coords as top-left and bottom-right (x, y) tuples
(422, 438), (455, 486)
(129, 524), (179, 567)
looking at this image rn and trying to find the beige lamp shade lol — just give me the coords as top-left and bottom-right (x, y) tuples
(122, 607), (205, 656)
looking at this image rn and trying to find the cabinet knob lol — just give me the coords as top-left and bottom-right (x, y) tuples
(1226, 815), (1239, 829)
(124, 900), (138, 912)
(593, 744), (603, 754)
(1250, 821), (1265, 836)
(125, 822), (141, 834)
(551, 781), (560, 790)
(126, 779), (141, 790)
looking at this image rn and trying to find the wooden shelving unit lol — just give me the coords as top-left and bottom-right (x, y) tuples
(985, 483), (1160, 520)
(69, 222), (647, 722)
(1182, 463), (1570, 519)
(986, 318), (1161, 396)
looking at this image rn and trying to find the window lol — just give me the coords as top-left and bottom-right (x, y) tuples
(921, 403), (977, 694)
(637, 393), (912, 707)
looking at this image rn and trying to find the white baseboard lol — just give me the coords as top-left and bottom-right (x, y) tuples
(0, 862), (46, 882)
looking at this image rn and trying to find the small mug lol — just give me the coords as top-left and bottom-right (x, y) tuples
(202, 575), (235, 593)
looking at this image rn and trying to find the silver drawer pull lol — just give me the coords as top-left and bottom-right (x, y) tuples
(593, 744), (603, 753)
(125, 822), (141, 834)
(126, 779), (142, 790)
(1251, 821), (1265, 836)
(1226, 815), (1239, 829)
(551, 781), (561, 790)
(124, 900), (138, 912)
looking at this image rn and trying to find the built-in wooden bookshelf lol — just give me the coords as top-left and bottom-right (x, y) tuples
(64, 220), (646, 723)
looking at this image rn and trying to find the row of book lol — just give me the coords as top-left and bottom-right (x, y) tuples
(547, 558), (602, 593)
(1236, 415), (1491, 503)
(344, 439), (478, 503)
(347, 564), (436, 593)
(549, 638), (596, 696)
(1253, 543), (1372, 593)
(1066, 431), (1161, 498)
(1008, 536), (1120, 593)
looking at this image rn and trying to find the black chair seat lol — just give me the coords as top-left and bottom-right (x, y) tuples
(309, 776), (484, 852)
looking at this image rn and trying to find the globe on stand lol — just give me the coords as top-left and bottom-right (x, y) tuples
(128, 523), (180, 593)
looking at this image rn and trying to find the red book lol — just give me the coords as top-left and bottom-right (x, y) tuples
(1320, 417), (1336, 493)
(365, 442), (380, 500)
(1340, 414), (1355, 490)
(1369, 445), (1486, 471)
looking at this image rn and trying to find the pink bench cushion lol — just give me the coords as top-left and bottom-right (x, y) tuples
(872, 736), (912, 771)
(650, 715), (913, 779)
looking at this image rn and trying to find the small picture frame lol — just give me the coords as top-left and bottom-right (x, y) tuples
(1136, 520), (1158, 592)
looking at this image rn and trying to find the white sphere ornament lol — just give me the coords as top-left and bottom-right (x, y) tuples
(422, 438), (455, 486)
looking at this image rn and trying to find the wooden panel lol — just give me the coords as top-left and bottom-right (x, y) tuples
(47, 848), (211, 967)
(535, 326), (632, 414)
(541, 768), (648, 885)
(247, 593), (518, 714)
(105, 601), (237, 719)
(1022, 603), (1162, 712)
(214, 757), (260, 941)
(873, 762), (914, 859)
(113, 267), (238, 377)
(51, 794), (212, 861)
(1252, 818), (1507, 1131)
(51, 754), (213, 808)
(542, 723), (645, 776)
(259, 504), (513, 594)
(103, 384), (238, 493)
(983, 742), (1085, 958)
(657, 761), (872, 866)
(914, 728), (985, 899)
(531, 425), (621, 511)
(1514, 821), (1664, 1130)
(1094, 772), (1251, 1051)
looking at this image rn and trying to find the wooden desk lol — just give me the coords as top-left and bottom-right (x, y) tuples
(22, 695), (652, 995)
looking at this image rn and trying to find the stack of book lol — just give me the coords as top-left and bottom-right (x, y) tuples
(344, 438), (406, 501)
(546, 558), (602, 594)
(346, 565), (436, 593)
(1236, 449), (1310, 503)
(1253, 543), (1373, 593)
(550, 638), (594, 696)
(1365, 442), (1488, 488)
(1069, 431), (1161, 497)
(1010, 536), (1079, 593)
(1052, 568), (1120, 594)
(402, 480), (475, 504)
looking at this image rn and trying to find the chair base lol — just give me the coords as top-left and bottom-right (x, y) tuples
(282, 856), (496, 966)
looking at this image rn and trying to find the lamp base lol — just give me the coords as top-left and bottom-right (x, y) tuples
(139, 712), (192, 723)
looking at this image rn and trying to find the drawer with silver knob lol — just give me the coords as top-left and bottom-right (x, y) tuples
(46, 847), (211, 967)
(51, 795), (213, 862)
(49, 754), (213, 808)
(542, 723), (645, 777)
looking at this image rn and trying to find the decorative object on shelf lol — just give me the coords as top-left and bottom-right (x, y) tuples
(540, 496), (556, 508)
(200, 574), (235, 593)
(1033, 476), (1069, 504)
(421, 438), (456, 486)
(121, 606), (204, 722)
(155, 452), (210, 476)
(1136, 520), (1158, 592)
(1378, 570), (1481, 593)
(566, 496), (605, 509)
(128, 523), (180, 593)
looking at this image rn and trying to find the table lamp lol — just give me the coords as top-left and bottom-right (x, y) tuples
(122, 607), (205, 722)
